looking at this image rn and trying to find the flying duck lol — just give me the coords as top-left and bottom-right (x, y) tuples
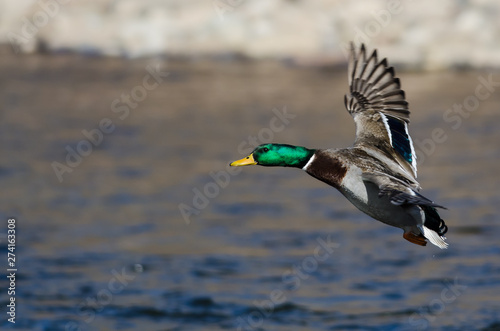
(230, 43), (448, 249)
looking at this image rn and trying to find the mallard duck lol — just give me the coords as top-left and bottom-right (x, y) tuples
(230, 43), (448, 249)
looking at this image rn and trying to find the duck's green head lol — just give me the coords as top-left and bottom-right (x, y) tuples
(230, 144), (315, 168)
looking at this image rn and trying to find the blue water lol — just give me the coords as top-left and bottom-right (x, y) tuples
(1, 55), (500, 330)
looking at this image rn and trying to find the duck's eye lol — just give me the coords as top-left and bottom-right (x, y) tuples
(262, 147), (269, 152)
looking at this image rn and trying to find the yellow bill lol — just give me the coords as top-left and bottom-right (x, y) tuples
(230, 153), (257, 166)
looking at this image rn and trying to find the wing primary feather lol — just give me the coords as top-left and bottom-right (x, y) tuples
(379, 89), (404, 99)
(345, 44), (416, 178)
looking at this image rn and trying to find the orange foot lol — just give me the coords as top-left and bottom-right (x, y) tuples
(403, 232), (427, 246)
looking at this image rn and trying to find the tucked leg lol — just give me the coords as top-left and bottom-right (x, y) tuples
(403, 232), (427, 246)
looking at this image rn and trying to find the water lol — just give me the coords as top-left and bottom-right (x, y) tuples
(1, 53), (500, 330)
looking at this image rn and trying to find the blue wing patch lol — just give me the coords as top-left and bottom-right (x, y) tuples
(385, 116), (414, 165)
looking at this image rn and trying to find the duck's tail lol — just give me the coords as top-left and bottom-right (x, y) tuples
(421, 206), (449, 249)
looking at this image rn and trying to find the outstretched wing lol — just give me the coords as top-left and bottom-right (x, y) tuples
(344, 43), (417, 179)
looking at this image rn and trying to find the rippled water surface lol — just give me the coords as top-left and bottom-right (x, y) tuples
(1, 53), (500, 330)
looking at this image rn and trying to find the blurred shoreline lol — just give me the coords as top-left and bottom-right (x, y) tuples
(1, 0), (500, 70)
(2, 44), (497, 75)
